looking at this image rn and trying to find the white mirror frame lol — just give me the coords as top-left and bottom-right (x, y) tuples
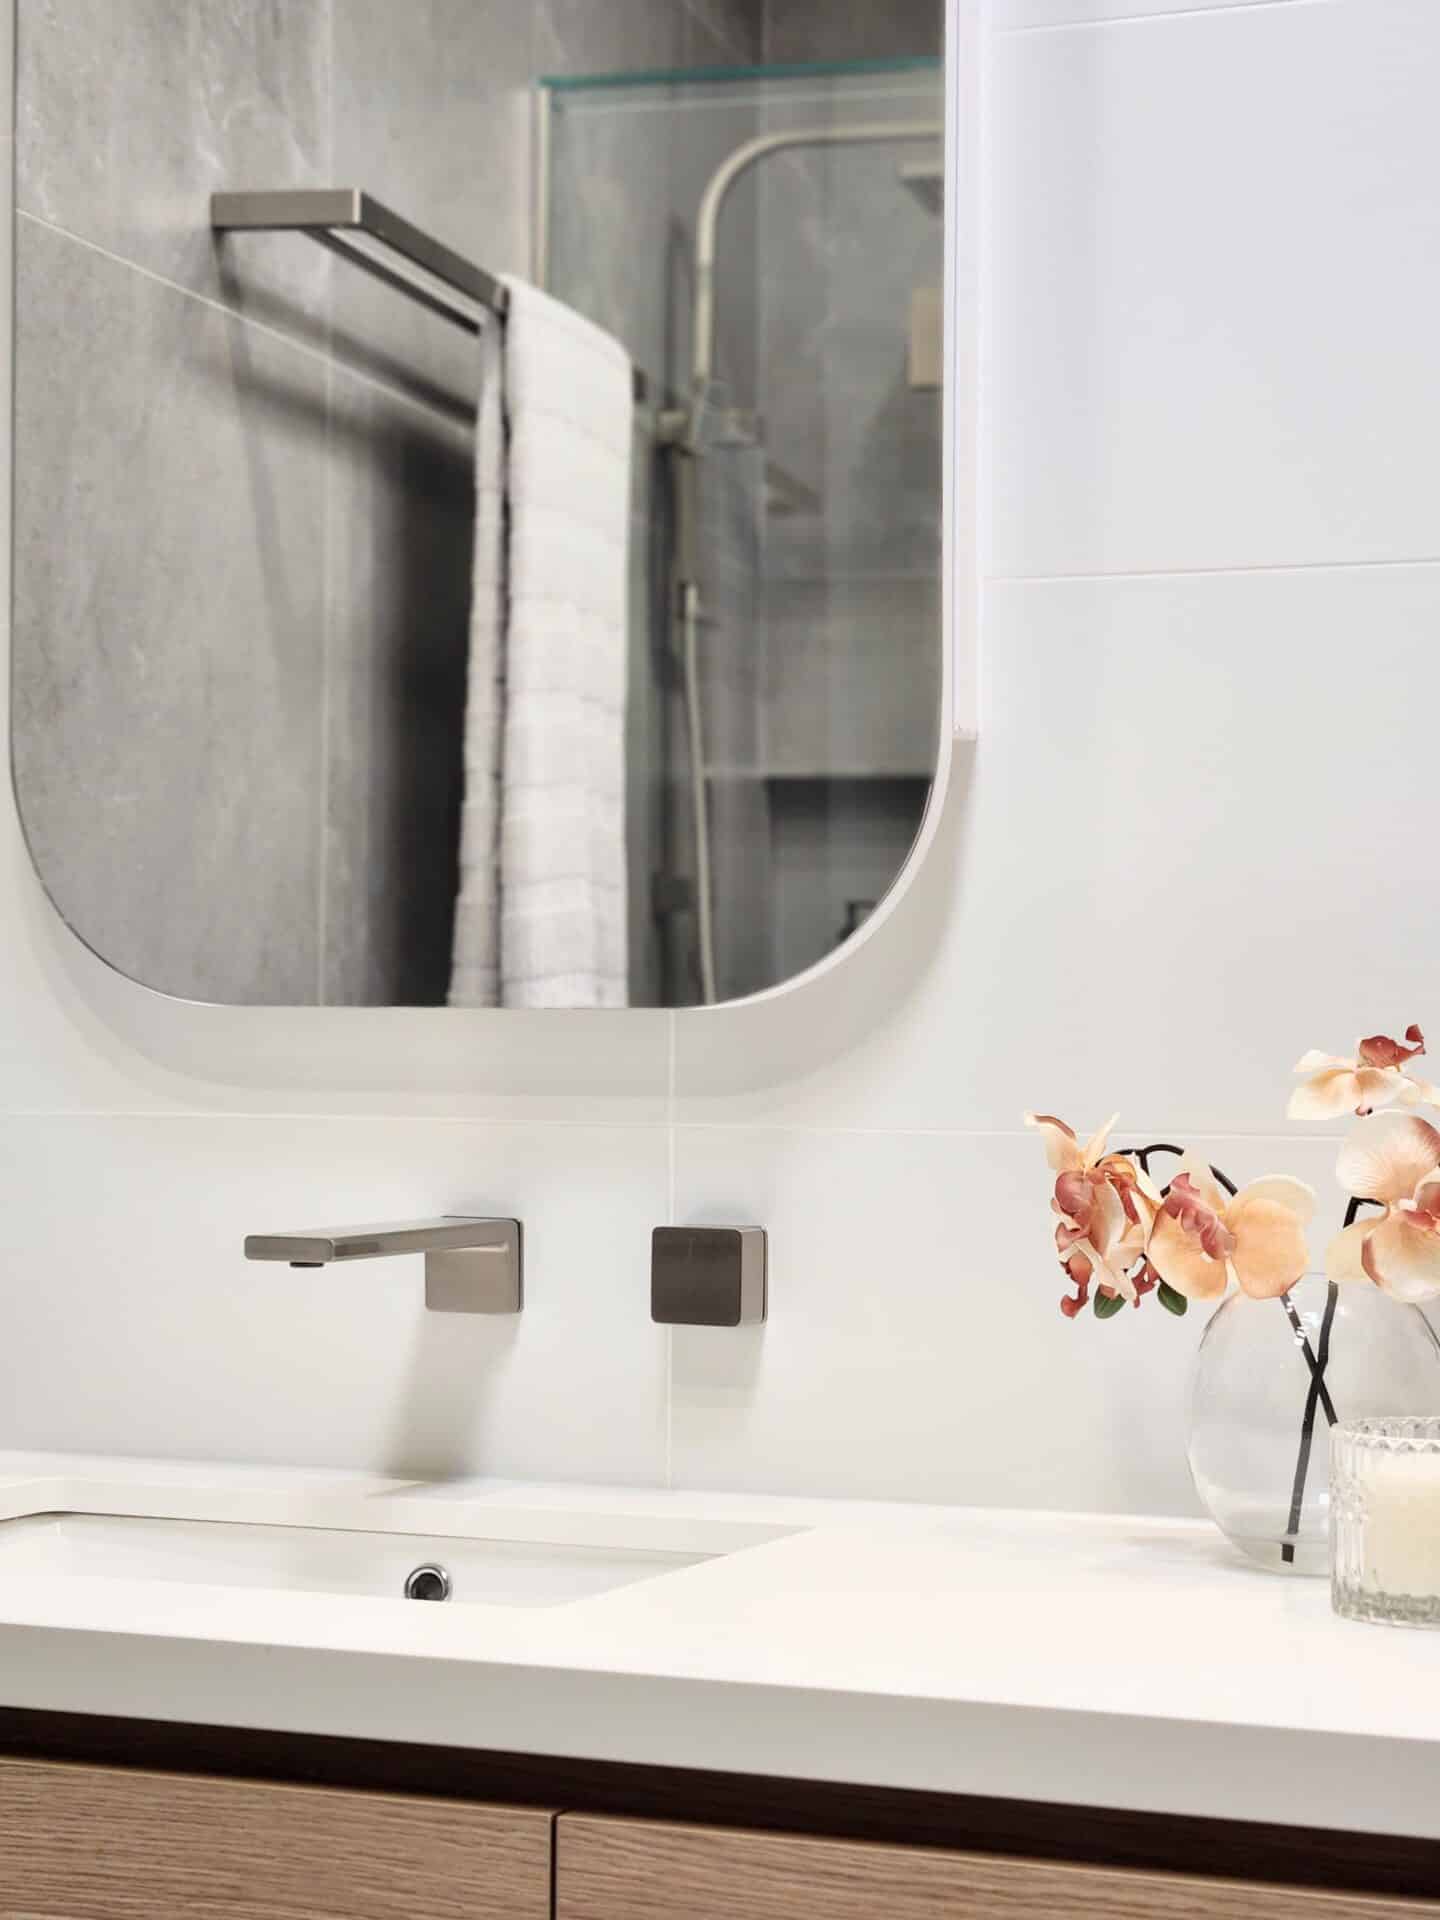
(2, 0), (979, 1093)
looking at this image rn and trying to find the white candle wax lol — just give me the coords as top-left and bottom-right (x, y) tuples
(1358, 1449), (1440, 1596)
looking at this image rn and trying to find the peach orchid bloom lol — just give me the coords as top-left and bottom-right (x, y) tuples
(1288, 1025), (1438, 1120)
(1025, 1113), (1161, 1317)
(1325, 1113), (1440, 1304)
(1145, 1154), (1314, 1303)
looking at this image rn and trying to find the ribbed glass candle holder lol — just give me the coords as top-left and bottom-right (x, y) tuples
(1332, 1417), (1440, 1627)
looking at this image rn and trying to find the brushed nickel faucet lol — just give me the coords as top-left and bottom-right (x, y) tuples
(244, 1216), (522, 1315)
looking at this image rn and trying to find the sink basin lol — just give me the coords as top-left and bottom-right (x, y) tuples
(0, 1511), (790, 1609)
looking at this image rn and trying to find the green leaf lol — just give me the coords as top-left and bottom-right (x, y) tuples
(1157, 1280), (1189, 1317)
(1093, 1289), (1125, 1320)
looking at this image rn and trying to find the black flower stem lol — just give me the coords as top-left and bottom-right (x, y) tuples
(1277, 1196), (1376, 1567)
(1279, 1281), (1339, 1566)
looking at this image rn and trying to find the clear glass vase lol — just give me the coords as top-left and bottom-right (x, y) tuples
(1187, 1276), (1440, 1576)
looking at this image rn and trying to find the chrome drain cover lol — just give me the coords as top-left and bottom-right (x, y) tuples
(403, 1563), (452, 1602)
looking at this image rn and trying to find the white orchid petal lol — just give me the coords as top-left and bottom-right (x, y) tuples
(1288, 1069), (1366, 1121)
(1335, 1113), (1440, 1205)
(1175, 1152), (1226, 1214)
(1231, 1175), (1317, 1225)
(1325, 1220), (1374, 1285)
(1025, 1112), (1082, 1173)
(1363, 1211), (1440, 1305)
(1146, 1211), (1229, 1301)
(1229, 1198), (1310, 1300)
(1081, 1112), (1122, 1169)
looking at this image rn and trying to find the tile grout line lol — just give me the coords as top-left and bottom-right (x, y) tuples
(13, 210), (471, 433)
(989, 554), (1440, 585)
(1000, 0), (1323, 34)
(664, 1012), (677, 1489)
(0, 1111), (1351, 1145)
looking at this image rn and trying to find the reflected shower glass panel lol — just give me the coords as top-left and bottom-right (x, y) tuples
(544, 61), (944, 1007)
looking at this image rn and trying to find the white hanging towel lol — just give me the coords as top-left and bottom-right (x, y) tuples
(449, 279), (633, 1008)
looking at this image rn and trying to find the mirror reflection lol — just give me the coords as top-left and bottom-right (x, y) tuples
(11, 2), (944, 1008)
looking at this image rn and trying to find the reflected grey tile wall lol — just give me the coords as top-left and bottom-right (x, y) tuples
(763, 0), (942, 63)
(543, 60), (762, 400)
(12, 218), (327, 1005)
(769, 779), (928, 985)
(322, 372), (476, 1007)
(764, 575), (939, 775)
(330, 0), (532, 410)
(13, 0), (778, 1009)
(757, 138), (943, 581)
(708, 778), (774, 998)
(684, 0), (765, 61)
(537, 0), (760, 76)
(696, 441), (766, 772)
(747, 10), (943, 994)
(17, 0), (332, 336)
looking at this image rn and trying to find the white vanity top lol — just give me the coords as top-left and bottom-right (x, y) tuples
(0, 1452), (1435, 1843)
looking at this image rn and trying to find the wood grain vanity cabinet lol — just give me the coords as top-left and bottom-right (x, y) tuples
(0, 1757), (553, 1920)
(554, 1814), (1440, 1920)
(4, 1738), (1440, 1920)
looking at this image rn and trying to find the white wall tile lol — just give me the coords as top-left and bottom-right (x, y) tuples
(990, 0), (1440, 576)
(669, 1126), (1351, 1510)
(2, 0), (1435, 1527)
(676, 563), (1440, 1134)
(0, 1116), (670, 1482)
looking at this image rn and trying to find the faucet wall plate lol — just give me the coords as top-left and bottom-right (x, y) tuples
(425, 1222), (523, 1314)
(651, 1226), (767, 1327)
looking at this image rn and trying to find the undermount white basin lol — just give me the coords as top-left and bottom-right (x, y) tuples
(0, 1511), (793, 1609)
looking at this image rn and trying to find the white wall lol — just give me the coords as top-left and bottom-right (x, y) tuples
(4, 0), (1439, 1516)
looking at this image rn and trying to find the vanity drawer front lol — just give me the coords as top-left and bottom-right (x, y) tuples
(555, 1815), (1440, 1920)
(0, 1757), (552, 1920)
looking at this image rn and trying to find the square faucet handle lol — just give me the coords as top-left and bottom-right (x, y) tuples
(651, 1226), (767, 1327)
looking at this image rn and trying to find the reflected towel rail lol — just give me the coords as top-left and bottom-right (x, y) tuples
(211, 188), (508, 333)
(212, 187), (651, 403)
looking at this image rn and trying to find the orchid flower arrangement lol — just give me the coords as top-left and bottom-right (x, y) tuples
(1027, 1024), (1440, 1324)
(1029, 1026), (1440, 1566)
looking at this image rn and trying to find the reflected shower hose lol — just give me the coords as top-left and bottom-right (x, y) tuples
(680, 579), (719, 1007)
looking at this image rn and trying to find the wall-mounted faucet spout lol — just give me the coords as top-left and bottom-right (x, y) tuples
(244, 1216), (523, 1315)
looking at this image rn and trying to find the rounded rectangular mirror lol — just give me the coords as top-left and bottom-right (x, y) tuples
(11, 2), (947, 1010)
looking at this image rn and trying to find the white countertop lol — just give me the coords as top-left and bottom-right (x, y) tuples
(0, 1452), (1436, 1843)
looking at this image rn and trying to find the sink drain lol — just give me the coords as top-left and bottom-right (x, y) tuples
(403, 1563), (452, 1602)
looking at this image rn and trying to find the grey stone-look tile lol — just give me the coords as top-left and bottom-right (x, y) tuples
(755, 95), (943, 580)
(708, 776), (774, 998)
(545, 77), (760, 401)
(695, 440), (765, 771)
(684, 0), (764, 64)
(763, 0), (943, 63)
(769, 777), (929, 984)
(763, 575), (940, 776)
(535, 0), (690, 79)
(330, 0), (532, 410)
(322, 368), (476, 1006)
(17, 0), (333, 332)
(12, 218), (328, 1005)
